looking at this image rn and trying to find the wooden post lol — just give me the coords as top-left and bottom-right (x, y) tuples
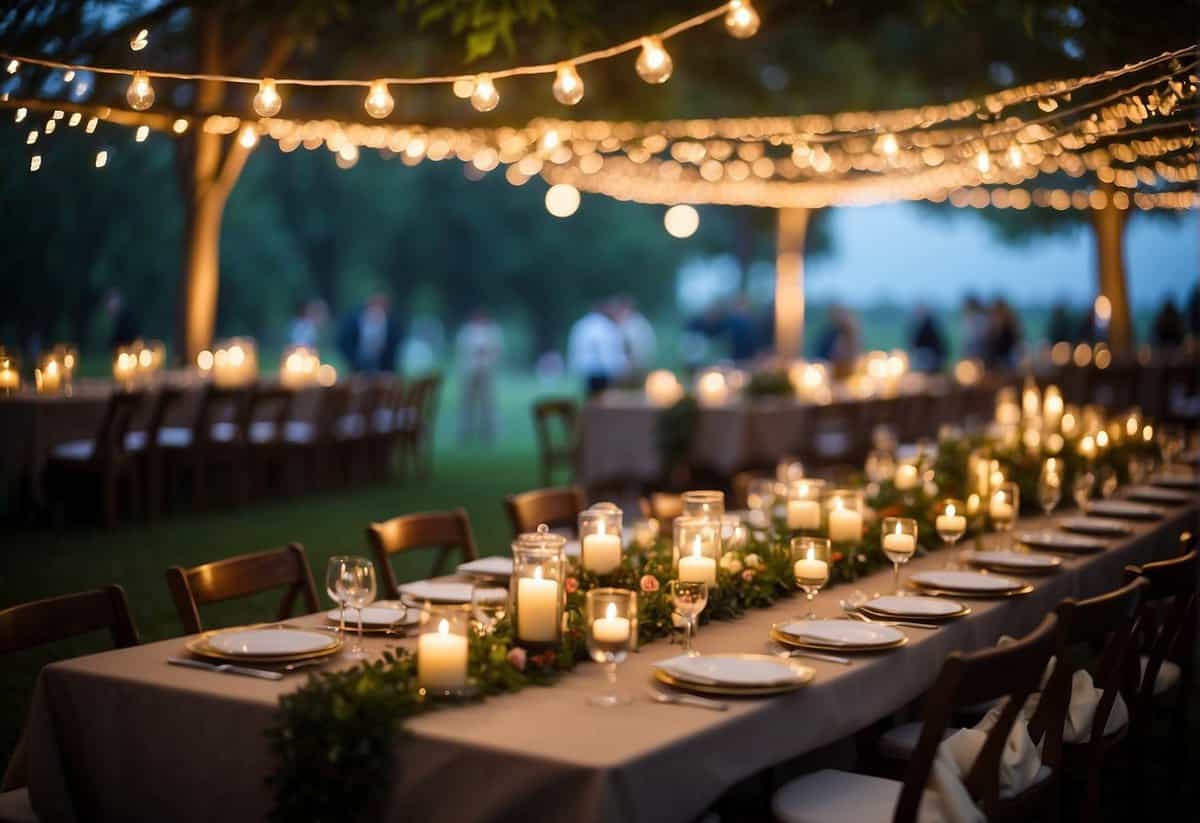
(1091, 184), (1132, 354)
(775, 207), (810, 359)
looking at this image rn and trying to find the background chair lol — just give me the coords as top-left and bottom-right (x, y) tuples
(367, 508), (479, 600)
(504, 485), (586, 536)
(639, 492), (683, 530)
(127, 386), (186, 519)
(165, 543), (320, 634)
(531, 397), (580, 487)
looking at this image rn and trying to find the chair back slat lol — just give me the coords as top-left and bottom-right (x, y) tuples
(193, 385), (252, 447)
(0, 585), (139, 653)
(94, 390), (145, 461)
(1123, 547), (1198, 709)
(165, 543), (319, 634)
(505, 486), (586, 536)
(250, 385), (293, 429)
(143, 387), (186, 448)
(367, 509), (478, 599)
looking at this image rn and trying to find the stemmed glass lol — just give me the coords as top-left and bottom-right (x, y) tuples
(1073, 471), (1095, 514)
(1037, 459), (1063, 517)
(790, 537), (831, 618)
(669, 580), (708, 657)
(470, 586), (508, 635)
(881, 517), (918, 595)
(585, 588), (637, 707)
(337, 557), (377, 659)
(1097, 464), (1118, 499)
(745, 477), (777, 530)
(325, 555), (353, 634)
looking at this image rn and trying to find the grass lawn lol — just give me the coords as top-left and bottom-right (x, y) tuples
(0, 371), (578, 771)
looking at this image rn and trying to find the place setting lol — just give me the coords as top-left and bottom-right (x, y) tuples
(966, 549), (1063, 576)
(1015, 529), (1108, 554)
(906, 569), (1034, 598)
(174, 624), (344, 680)
(1082, 499), (1165, 520)
(1121, 485), (1193, 505)
(652, 653), (816, 699)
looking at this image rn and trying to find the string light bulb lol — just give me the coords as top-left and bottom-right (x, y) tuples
(135, 125), (149, 142)
(364, 80), (394, 118)
(253, 78), (282, 117)
(452, 78), (475, 99)
(724, 0), (760, 39)
(664, 204), (700, 237)
(552, 63), (584, 106)
(975, 149), (991, 174)
(95, 150), (108, 168)
(238, 124), (258, 149)
(126, 71), (155, 110)
(30, 155), (41, 172)
(636, 37), (673, 84)
(5, 59), (18, 74)
(1007, 144), (1024, 168)
(471, 74), (500, 111)
(15, 107), (26, 123)
(130, 29), (149, 51)
(545, 183), (581, 217)
(63, 70), (75, 82)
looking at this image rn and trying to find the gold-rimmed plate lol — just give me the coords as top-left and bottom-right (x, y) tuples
(185, 626), (343, 665)
(858, 595), (971, 621)
(967, 550), (1063, 576)
(905, 582), (1034, 599)
(325, 603), (418, 634)
(653, 653), (814, 696)
(770, 621), (909, 652)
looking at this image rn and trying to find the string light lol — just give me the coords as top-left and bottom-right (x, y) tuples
(552, 63), (584, 106)
(974, 149), (991, 173)
(14, 107), (26, 122)
(724, 0), (761, 39)
(25, 129), (37, 145)
(134, 125), (149, 142)
(63, 70), (75, 82)
(68, 112), (81, 126)
(664, 204), (700, 237)
(5, 59), (17, 74)
(95, 150), (108, 168)
(130, 29), (149, 52)
(44, 119), (56, 134)
(636, 37), (673, 84)
(253, 78), (282, 117)
(30, 155), (41, 171)
(1006, 144), (1024, 167)
(545, 183), (581, 217)
(238, 124), (258, 149)
(471, 74), (500, 111)
(172, 118), (189, 134)
(452, 78), (475, 99)
(126, 71), (155, 110)
(84, 116), (97, 133)
(364, 80), (394, 118)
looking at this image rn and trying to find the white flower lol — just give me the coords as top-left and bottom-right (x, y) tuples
(744, 553), (763, 570)
(719, 552), (743, 574)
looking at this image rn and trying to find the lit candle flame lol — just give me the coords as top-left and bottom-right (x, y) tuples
(605, 602), (617, 620)
(437, 618), (449, 636)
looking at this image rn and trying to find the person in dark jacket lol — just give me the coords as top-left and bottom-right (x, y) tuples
(336, 292), (402, 373)
(909, 304), (947, 372)
(103, 288), (140, 350)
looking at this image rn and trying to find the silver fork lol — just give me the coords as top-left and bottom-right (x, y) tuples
(646, 687), (728, 711)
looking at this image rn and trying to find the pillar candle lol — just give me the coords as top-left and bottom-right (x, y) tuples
(894, 464), (919, 491)
(882, 531), (916, 557)
(582, 530), (622, 575)
(516, 568), (560, 643)
(793, 552), (829, 588)
(828, 505), (862, 543)
(591, 602), (631, 644)
(787, 499), (821, 530)
(417, 619), (469, 690)
(989, 494), (1014, 523)
(678, 539), (716, 586)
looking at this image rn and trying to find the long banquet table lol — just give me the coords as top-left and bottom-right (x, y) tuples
(8, 501), (1198, 823)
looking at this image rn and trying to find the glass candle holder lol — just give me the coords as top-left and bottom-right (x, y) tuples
(745, 477), (777, 529)
(280, 345), (320, 388)
(776, 457), (805, 483)
(34, 353), (64, 394)
(989, 482), (1019, 547)
(579, 504), (623, 575)
(934, 498), (967, 546)
(113, 346), (138, 388)
(786, 478), (825, 533)
(52, 343), (77, 392)
(585, 588), (637, 707)
(1037, 459), (1062, 516)
(629, 518), (660, 549)
(720, 514), (749, 552)
(672, 516), (719, 586)
(0, 349), (21, 395)
(893, 460), (920, 492)
(417, 604), (471, 696)
(882, 517), (918, 595)
(681, 489), (724, 522)
(510, 524), (566, 647)
(791, 536), (831, 618)
(213, 337), (259, 388)
(824, 489), (864, 547)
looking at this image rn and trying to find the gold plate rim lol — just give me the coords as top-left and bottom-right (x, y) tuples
(907, 582), (1034, 599)
(185, 627), (343, 663)
(652, 667), (813, 697)
(858, 603), (971, 621)
(769, 626), (909, 652)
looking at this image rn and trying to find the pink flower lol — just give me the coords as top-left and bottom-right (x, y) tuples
(506, 647), (527, 671)
(565, 577), (579, 594)
(741, 569), (755, 582)
(640, 574), (660, 593)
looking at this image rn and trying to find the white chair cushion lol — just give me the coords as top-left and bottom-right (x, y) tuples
(49, 440), (93, 461)
(125, 430), (147, 451)
(773, 769), (902, 823)
(0, 787), (38, 823)
(1140, 656), (1182, 696)
(158, 427), (192, 448)
(335, 414), (366, 439)
(210, 421), (239, 442)
(248, 421), (278, 444)
(284, 421), (315, 444)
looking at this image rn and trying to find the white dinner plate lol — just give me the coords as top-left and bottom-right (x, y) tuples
(775, 619), (906, 648)
(910, 570), (1025, 593)
(327, 604), (419, 628)
(456, 556), (513, 579)
(397, 581), (476, 604)
(1016, 530), (1106, 553)
(1150, 473), (1200, 490)
(206, 628), (337, 657)
(655, 653), (815, 688)
(1059, 517), (1132, 536)
(1085, 500), (1163, 520)
(969, 550), (1062, 571)
(1122, 486), (1191, 505)
(861, 595), (966, 618)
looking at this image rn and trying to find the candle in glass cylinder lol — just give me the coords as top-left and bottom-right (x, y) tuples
(582, 521), (622, 575)
(35, 358), (61, 393)
(894, 463), (919, 491)
(516, 566), (560, 642)
(827, 500), (862, 543)
(592, 601), (631, 644)
(0, 357), (18, 392)
(936, 504), (967, 536)
(989, 491), (1014, 523)
(882, 525), (916, 557)
(793, 547), (829, 588)
(787, 497), (821, 530)
(417, 618), (469, 691)
(678, 536), (717, 586)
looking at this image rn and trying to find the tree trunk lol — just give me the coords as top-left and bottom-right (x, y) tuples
(775, 207), (811, 359)
(1091, 183), (1132, 354)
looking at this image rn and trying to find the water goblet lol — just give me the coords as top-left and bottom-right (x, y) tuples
(470, 586), (508, 635)
(668, 580), (708, 657)
(325, 555), (353, 634)
(1073, 471), (1094, 513)
(881, 517), (918, 595)
(337, 557), (377, 659)
(790, 537), (831, 618)
(585, 588), (637, 707)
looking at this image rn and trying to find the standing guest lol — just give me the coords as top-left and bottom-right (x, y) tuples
(567, 301), (627, 396)
(455, 309), (504, 444)
(909, 304), (947, 372)
(613, 295), (657, 376)
(815, 303), (860, 377)
(723, 295), (760, 363)
(960, 295), (988, 359)
(337, 293), (402, 373)
(1046, 301), (1075, 344)
(984, 298), (1021, 369)
(103, 288), (140, 350)
(288, 299), (327, 348)
(1152, 297), (1186, 349)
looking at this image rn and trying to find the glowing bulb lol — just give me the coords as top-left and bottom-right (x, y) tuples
(197, 350), (214, 371)
(540, 129), (560, 153)
(44, 120), (56, 135)
(545, 183), (580, 217)
(63, 70), (75, 82)
(664, 204), (699, 238)
(364, 80), (394, 118)
(452, 78), (475, 99)
(126, 71), (155, 110)
(26, 130), (37, 145)
(238, 124), (258, 149)
(253, 78), (282, 117)
(15, 107), (26, 123)
(636, 37), (673, 84)
(975, 149), (991, 173)
(130, 29), (149, 51)
(95, 150), (107, 168)
(335, 143), (358, 169)
(30, 155), (41, 172)
(878, 133), (898, 156)
(134, 125), (149, 142)
(470, 74), (499, 111)
(724, 0), (761, 38)
(5, 59), (18, 74)
(1007, 144), (1024, 167)
(68, 112), (81, 127)
(172, 118), (188, 134)
(552, 63), (584, 105)
(85, 117), (98, 133)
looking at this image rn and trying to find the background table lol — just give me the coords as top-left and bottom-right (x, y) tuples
(8, 502), (1197, 823)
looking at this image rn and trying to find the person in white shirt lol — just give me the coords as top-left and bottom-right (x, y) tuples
(566, 301), (628, 396)
(456, 309), (504, 443)
(613, 295), (657, 375)
(287, 299), (327, 349)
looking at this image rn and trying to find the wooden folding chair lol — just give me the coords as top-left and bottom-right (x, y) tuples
(504, 485), (587, 536)
(367, 509), (479, 600)
(531, 397), (580, 487)
(165, 543), (320, 634)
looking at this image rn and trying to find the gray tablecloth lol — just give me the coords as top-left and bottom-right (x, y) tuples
(9, 501), (1197, 823)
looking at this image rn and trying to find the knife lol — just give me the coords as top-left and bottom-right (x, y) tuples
(168, 657), (283, 681)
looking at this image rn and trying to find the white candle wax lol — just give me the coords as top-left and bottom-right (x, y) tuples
(787, 499), (821, 530)
(894, 464), (919, 491)
(516, 570), (560, 643)
(828, 506), (862, 543)
(0, 368), (18, 390)
(582, 532), (622, 575)
(882, 531), (916, 557)
(417, 619), (469, 690)
(989, 496), (1014, 522)
(936, 514), (967, 534)
(793, 555), (829, 587)
(592, 603), (631, 644)
(38, 361), (61, 393)
(678, 548), (717, 586)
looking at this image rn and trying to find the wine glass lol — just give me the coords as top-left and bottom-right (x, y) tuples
(1097, 464), (1119, 499)
(325, 555), (353, 634)
(790, 537), (831, 618)
(881, 517), (918, 595)
(669, 580), (708, 657)
(1037, 460), (1062, 516)
(470, 586), (508, 635)
(745, 477), (776, 529)
(337, 557), (377, 659)
(585, 588), (636, 707)
(1073, 471), (1095, 513)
